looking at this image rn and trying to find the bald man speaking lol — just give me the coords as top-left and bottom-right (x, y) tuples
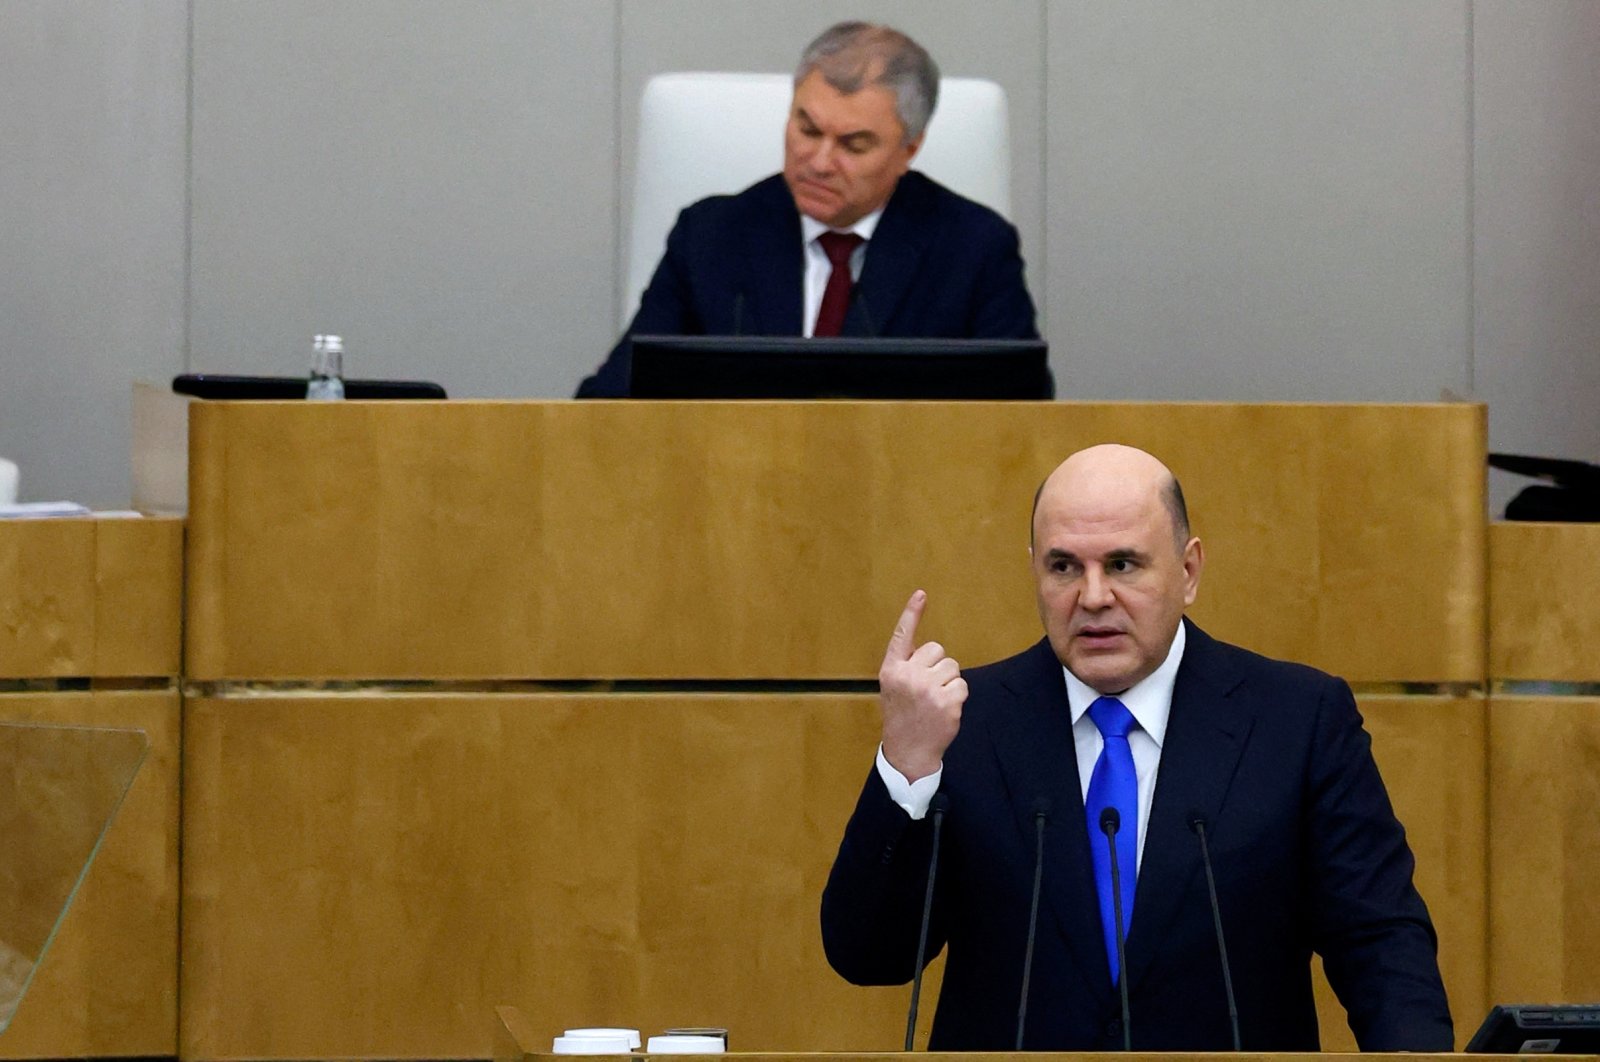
(821, 444), (1452, 1052)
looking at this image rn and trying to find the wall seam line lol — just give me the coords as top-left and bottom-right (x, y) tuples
(1465, 0), (1476, 398)
(183, 1), (195, 374)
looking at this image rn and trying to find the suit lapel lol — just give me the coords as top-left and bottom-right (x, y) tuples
(848, 172), (934, 336)
(988, 640), (1116, 1004)
(739, 178), (804, 334)
(1121, 621), (1253, 995)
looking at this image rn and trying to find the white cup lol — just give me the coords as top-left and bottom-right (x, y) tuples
(553, 1034), (633, 1054)
(565, 1028), (642, 1050)
(0, 458), (17, 506)
(646, 1035), (725, 1054)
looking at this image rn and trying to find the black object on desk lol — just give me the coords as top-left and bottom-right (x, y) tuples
(1490, 453), (1600, 522)
(1466, 1003), (1600, 1053)
(173, 374), (446, 400)
(628, 335), (1053, 400)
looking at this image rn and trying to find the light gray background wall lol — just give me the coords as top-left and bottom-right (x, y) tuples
(2, 1), (1596, 511)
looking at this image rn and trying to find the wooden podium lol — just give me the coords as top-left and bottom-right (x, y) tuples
(489, 1005), (1472, 1062)
(173, 400), (1491, 1060)
(1486, 522), (1600, 1007)
(0, 516), (182, 1058)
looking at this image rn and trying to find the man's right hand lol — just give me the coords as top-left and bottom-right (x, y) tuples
(878, 589), (967, 783)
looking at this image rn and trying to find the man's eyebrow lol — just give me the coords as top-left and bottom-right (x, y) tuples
(1042, 547), (1150, 563)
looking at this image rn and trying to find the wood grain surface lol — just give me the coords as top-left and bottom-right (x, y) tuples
(0, 517), (181, 679)
(0, 691), (180, 1058)
(184, 401), (1485, 683)
(1489, 522), (1600, 682)
(1487, 695), (1600, 1006)
(181, 690), (1481, 1059)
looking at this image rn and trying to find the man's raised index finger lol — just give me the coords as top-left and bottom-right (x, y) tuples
(885, 589), (927, 660)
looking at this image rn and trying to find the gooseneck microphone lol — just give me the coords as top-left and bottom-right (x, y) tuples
(1015, 799), (1050, 1049)
(1189, 814), (1241, 1050)
(732, 290), (746, 336)
(1100, 807), (1133, 1051)
(905, 793), (950, 1052)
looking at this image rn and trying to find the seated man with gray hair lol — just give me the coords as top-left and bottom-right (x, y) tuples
(576, 21), (1040, 397)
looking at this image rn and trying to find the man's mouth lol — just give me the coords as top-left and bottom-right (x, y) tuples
(1075, 627), (1126, 645)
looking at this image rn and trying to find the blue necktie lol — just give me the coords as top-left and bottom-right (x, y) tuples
(1085, 695), (1138, 985)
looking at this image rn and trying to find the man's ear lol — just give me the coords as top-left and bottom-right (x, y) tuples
(1182, 537), (1205, 606)
(900, 133), (925, 170)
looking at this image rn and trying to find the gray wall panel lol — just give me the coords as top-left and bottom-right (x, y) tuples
(1045, 0), (1471, 401)
(1474, 1), (1600, 514)
(616, 1), (1048, 334)
(8, 0), (1600, 511)
(189, 1), (617, 399)
(0, 2), (187, 508)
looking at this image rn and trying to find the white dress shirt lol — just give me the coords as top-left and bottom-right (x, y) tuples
(799, 209), (883, 337)
(876, 623), (1189, 874)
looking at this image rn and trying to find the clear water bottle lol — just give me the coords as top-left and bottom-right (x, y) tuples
(307, 334), (346, 400)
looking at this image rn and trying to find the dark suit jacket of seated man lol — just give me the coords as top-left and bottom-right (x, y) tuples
(575, 171), (1040, 397)
(575, 20), (1039, 398)
(820, 444), (1454, 1053)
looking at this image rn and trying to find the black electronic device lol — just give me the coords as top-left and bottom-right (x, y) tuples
(627, 335), (1053, 400)
(172, 374), (446, 400)
(1466, 1004), (1600, 1054)
(1489, 452), (1600, 522)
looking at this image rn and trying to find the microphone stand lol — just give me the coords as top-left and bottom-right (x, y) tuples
(905, 795), (949, 1051)
(1101, 808), (1132, 1051)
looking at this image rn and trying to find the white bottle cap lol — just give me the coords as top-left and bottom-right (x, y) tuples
(565, 1028), (642, 1049)
(553, 1034), (633, 1054)
(313, 334), (343, 353)
(646, 1035), (725, 1054)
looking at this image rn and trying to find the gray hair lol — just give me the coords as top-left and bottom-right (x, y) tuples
(795, 22), (940, 144)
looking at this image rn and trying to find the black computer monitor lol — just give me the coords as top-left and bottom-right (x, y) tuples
(628, 335), (1053, 400)
(172, 374), (447, 400)
(1466, 1004), (1600, 1053)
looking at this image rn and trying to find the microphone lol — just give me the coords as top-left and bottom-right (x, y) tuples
(1099, 807), (1132, 1051)
(1189, 814), (1241, 1050)
(732, 290), (746, 336)
(1015, 798), (1050, 1049)
(904, 793), (949, 1051)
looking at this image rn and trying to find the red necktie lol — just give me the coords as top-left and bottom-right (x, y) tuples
(813, 231), (864, 337)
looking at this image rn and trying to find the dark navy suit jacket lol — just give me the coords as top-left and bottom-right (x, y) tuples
(575, 171), (1039, 397)
(821, 620), (1453, 1052)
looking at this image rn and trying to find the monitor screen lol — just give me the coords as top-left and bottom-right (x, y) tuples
(628, 335), (1053, 400)
(1466, 1005), (1600, 1054)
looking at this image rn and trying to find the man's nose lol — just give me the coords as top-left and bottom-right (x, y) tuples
(809, 139), (839, 173)
(1080, 569), (1114, 609)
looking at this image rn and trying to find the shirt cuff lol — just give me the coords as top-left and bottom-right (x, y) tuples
(875, 745), (943, 821)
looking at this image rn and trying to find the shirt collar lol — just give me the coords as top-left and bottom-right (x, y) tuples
(1062, 620), (1187, 748)
(800, 207), (883, 246)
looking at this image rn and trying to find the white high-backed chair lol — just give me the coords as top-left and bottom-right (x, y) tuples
(622, 72), (1013, 329)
